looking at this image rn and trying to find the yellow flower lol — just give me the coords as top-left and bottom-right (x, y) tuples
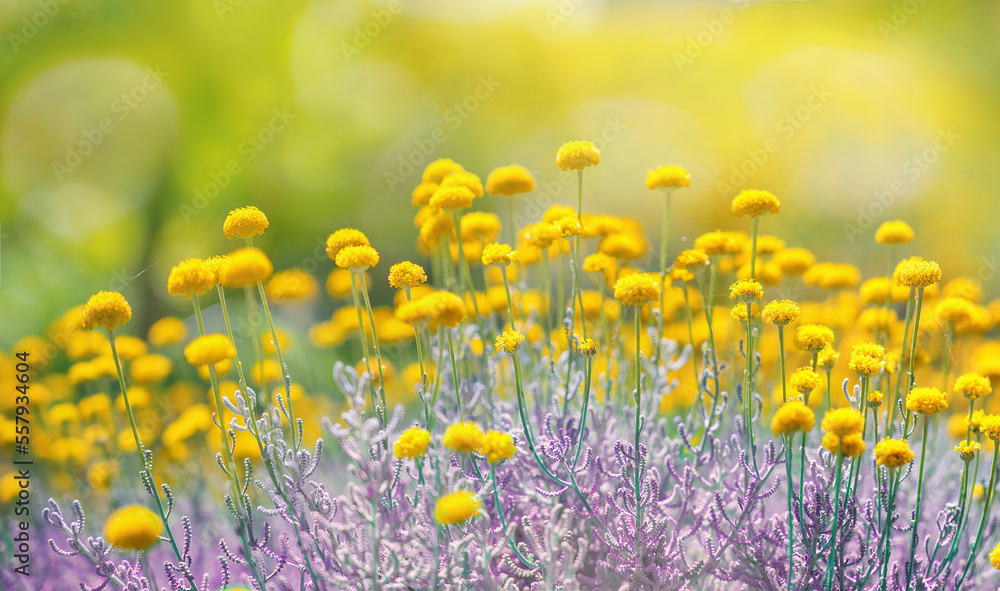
(822, 408), (864, 437)
(104, 506), (163, 550)
(183, 334), (236, 367)
(981, 414), (1000, 441)
(762, 300), (800, 326)
(481, 243), (518, 267)
(848, 342), (885, 377)
(423, 158), (465, 184)
(730, 302), (760, 323)
(130, 354), (172, 383)
(429, 185), (475, 210)
(443, 422), (485, 453)
(480, 430), (517, 463)
(905, 387), (948, 415)
(867, 389), (884, 408)
(955, 373), (991, 400)
(147, 317), (186, 346)
(991, 541), (1000, 570)
(583, 252), (617, 284)
(645, 165), (691, 190)
(220, 247), (274, 288)
(674, 249), (709, 272)
(388, 262), (428, 290)
(336, 245), (380, 270)
(421, 291), (467, 329)
(556, 141), (600, 171)
(614, 273), (660, 307)
(434, 490), (481, 525)
(223, 205), (269, 241)
(460, 212), (502, 243)
(520, 222), (561, 249)
(576, 337), (599, 358)
(898, 260), (942, 288)
(326, 228), (370, 260)
(774, 247), (815, 275)
(859, 278), (891, 305)
(266, 269), (319, 301)
(393, 426), (431, 460)
(598, 233), (649, 260)
(412, 182), (439, 207)
(770, 400), (815, 436)
(874, 438), (914, 468)
(942, 277), (984, 303)
(822, 432), (865, 457)
(790, 367), (821, 394)
(495, 329), (525, 354)
(954, 440), (981, 463)
(794, 324), (834, 352)
(693, 230), (729, 256)
(729, 279), (763, 302)
(82, 291), (132, 331)
(439, 171), (484, 198)
(486, 165), (536, 195)
(874, 220), (914, 244)
(755, 235), (785, 255)
(167, 258), (216, 298)
(731, 189), (780, 217)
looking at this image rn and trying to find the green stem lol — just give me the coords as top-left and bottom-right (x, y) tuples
(822, 454), (846, 591)
(785, 436), (795, 591)
(633, 306), (643, 572)
(358, 270), (388, 423)
(905, 419), (930, 588)
(956, 439), (1000, 587)
(256, 280), (298, 450)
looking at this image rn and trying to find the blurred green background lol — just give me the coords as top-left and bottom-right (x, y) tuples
(2, 0), (999, 344)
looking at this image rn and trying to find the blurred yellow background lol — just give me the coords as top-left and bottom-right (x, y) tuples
(2, 0), (999, 342)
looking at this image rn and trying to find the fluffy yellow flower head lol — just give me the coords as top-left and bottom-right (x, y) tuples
(898, 260), (942, 288)
(874, 220), (914, 245)
(583, 252), (617, 283)
(822, 408), (864, 437)
(429, 185), (475, 210)
(220, 247), (273, 288)
(790, 367), (821, 394)
(762, 300), (800, 326)
(223, 206), (269, 241)
(130, 354), (172, 383)
(942, 277), (984, 303)
(731, 189), (780, 217)
(434, 490), (480, 525)
(183, 334), (236, 367)
(266, 269), (319, 301)
(981, 414), (1000, 441)
(599, 232), (649, 260)
(556, 141), (600, 171)
(336, 245), (380, 270)
(326, 228), (370, 260)
(167, 258), (216, 297)
(675, 249), (709, 273)
(906, 387), (948, 415)
(954, 373), (991, 400)
(481, 243), (518, 267)
(422, 291), (467, 328)
(729, 279), (763, 303)
(794, 324), (834, 353)
(614, 273), (660, 307)
(440, 171), (484, 198)
(576, 337), (599, 358)
(822, 432), (865, 457)
(495, 329), (525, 354)
(848, 342), (885, 377)
(461, 212), (502, 243)
(770, 400), (815, 436)
(990, 541), (1000, 571)
(694, 230), (729, 256)
(755, 235), (785, 255)
(148, 317), (186, 347)
(412, 181), (438, 207)
(388, 262), (427, 290)
(867, 390), (884, 408)
(955, 440), (981, 463)
(443, 422), (485, 453)
(480, 430), (517, 463)
(775, 247), (815, 275)
(486, 165), (536, 196)
(82, 291), (132, 331)
(104, 506), (163, 550)
(393, 426), (431, 460)
(874, 438), (914, 468)
(423, 158), (465, 184)
(730, 302), (760, 323)
(645, 165), (691, 190)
